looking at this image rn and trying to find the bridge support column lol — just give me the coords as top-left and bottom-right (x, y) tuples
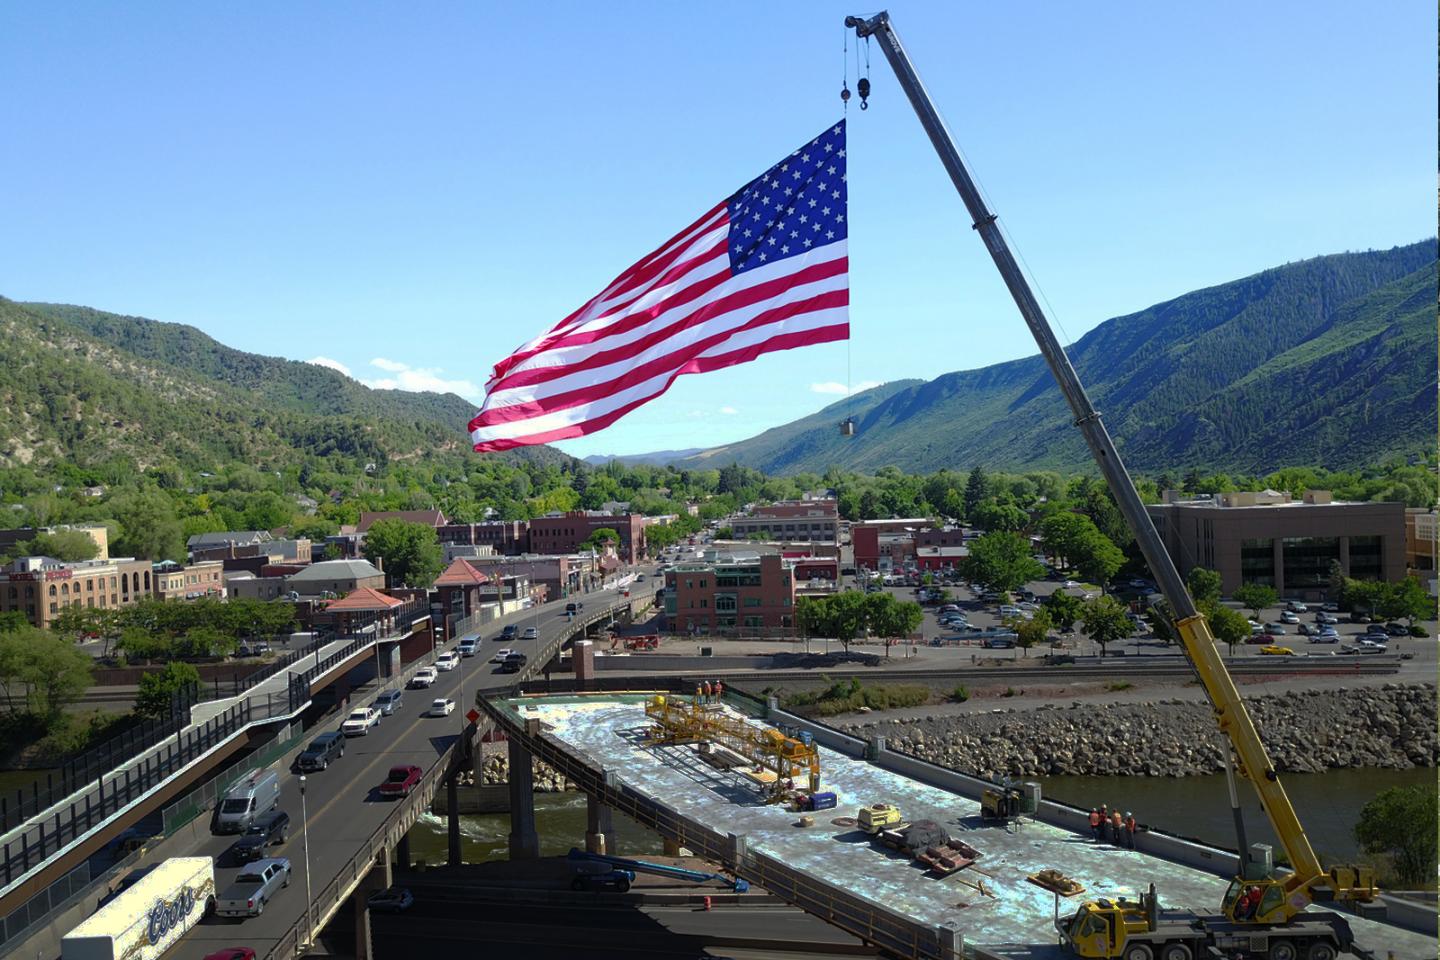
(395, 834), (410, 870)
(507, 734), (540, 860)
(937, 922), (961, 960)
(585, 792), (614, 855)
(352, 849), (392, 960)
(447, 773), (462, 866)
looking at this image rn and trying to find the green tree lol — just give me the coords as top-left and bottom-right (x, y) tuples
(1232, 583), (1278, 620)
(1207, 604), (1252, 657)
(117, 626), (172, 664)
(361, 518), (443, 588)
(580, 527), (622, 552)
(175, 625), (234, 659)
(15, 628), (92, 718)
(971, 498), (1029, 533)
(959, 531), (1044, 594)
(134, 661), (200, 722)
(107, 488), (184, 561)
(1043, 589), (1084, 633)
(962, 466), (988, 520)
(1386, 576), (1435, 626)
(1072, 529), (1126, 591)
(23, 529), (99, 562)
(1079, 595), (1134, 658)
(1148, 599), (1175, 644)
(1009, 609), (1051, 658)
(1185, 567), (1223, 605)
(1353, 785), (1438, 885)
(863, 593), (923, 655)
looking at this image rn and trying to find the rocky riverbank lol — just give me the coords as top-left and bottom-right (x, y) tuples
(838, 682), (1437, 779)
(457, 742), (577, 793)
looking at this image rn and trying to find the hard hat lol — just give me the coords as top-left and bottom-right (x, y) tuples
(1125, 811), (1133, 817)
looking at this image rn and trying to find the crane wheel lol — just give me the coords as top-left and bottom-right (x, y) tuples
(1303, 943), (1337, 960)
(1267, 941), (1298, 960)
(1160, 943), (1193, 960)
(1122, 945), (1154, 960)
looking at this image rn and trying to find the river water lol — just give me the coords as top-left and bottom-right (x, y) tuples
(405, 767), (1432, 867)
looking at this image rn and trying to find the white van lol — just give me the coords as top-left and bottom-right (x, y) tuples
(63, 857), (215, 960)
(213, 770), (281, 834)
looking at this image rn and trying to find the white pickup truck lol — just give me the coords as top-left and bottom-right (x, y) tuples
(62, 857), (215, 960)
(215, 857), (291, 918)
(341, 706), (381, 736)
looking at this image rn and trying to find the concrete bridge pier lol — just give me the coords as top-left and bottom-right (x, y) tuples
(447, 772), (462, 866)
(395, 834), (410, 870)
(351, 848), (392, 960)
(584, 792), (614, 855)
(508, 725), (540, 859)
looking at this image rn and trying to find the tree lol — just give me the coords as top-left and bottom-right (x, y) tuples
(1186, 567), (1223, 605)
(581, 527), (621, 553)
(1043, 589), (1083, 633)
(828, 590), (870, 653)
(1079, 595), (1134, 657)
(959, 532), (1044, 594)
(863, 593), (922, 655)
(971, 498), (1028, 534)
(107, 488), (184, 561)
(1353, 785), (1438, 885)
(15, 628), (92, 718)
(1072, 529), (1126, 590)
(23, 529), (99, 562)
(1207, 604), (1251, 657)
(1148, 599), (1175, 644)
(362, 519), (443, 588)
(175, 625), (234, 659)
(117, 626), (172, 664)
(1009, 609), (1051, 658)
(1387, 576), (1436, 626)
(1232, 583), (1278, 620)
(963, 466), (988, 520)
(134, 661), (200, 722)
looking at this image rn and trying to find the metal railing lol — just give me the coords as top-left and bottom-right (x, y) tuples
(0, 858), (94, 951)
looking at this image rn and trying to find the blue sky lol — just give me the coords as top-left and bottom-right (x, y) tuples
(1, 2), (1433, 458)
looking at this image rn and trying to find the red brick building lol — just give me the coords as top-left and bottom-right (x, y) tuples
(438, 521), (529, 555)
(663, 552), (795, 637)
(731, 499), (838, 542)
(528, 512), (646, 565)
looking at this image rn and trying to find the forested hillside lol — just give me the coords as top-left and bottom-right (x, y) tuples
(683, 242), (1437, 475)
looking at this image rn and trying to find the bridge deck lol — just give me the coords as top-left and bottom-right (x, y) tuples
(506, 695), (1432, 960)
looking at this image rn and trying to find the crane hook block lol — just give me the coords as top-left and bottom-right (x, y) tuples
(857, 77), (870, 110)
(841, 84), (851, 104)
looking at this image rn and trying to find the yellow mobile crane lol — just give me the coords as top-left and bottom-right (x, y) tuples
(845, 13), (1381, 960)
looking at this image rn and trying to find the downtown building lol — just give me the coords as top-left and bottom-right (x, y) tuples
(0, 556), (154, 629)
(663, 550), (796, 637)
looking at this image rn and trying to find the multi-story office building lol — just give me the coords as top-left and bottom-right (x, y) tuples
(730, 499), (839, 543)
(664, 550), (796, 636)
(0, 556), (154, 629)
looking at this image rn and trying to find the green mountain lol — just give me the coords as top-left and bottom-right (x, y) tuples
(0, 298), (569, 475)
(682, 242), (1437, 475)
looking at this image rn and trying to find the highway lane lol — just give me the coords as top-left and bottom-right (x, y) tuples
(141, 577), (654, 960)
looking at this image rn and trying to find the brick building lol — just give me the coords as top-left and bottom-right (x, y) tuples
(438, 520), (530, 555)
(152, 560), (226, 601)
(1146, 490), (1406, 598)
(853, 519), (942, 571)
(730, 499), (839, 542)
(1404, 508), (1437, 595)
(0, 556), (153, 629)
(663, 551), (796, 637)
(528, 511), (646, 565)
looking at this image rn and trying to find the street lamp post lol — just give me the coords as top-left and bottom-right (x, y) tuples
(299, 775), (314, 947)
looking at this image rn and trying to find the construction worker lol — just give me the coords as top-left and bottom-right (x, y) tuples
(1088, 808), (1103, 842)
(695, 683), (703, 704)
(702, 680), (713, 703)
(1099, 804), (1110, 841)
(714, 680), (724, 702)
(1124, 811), (1138, 849)
(1109, 810), (1125, 847)
(1236, 885), (1262, 920)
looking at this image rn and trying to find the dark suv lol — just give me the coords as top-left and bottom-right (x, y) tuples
(296, 732), (345, 772)
(228, 810), (290, 863)
(498, 651), (528, 674)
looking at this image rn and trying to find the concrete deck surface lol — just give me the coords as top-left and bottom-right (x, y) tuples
(507, 696), (1433, 960)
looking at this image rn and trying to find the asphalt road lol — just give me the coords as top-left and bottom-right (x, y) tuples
(134, 576), (654, 960)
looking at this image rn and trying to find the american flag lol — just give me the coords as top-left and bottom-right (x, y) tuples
(469, 121), (849, 452)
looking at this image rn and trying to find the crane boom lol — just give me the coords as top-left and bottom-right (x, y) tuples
(844, 10), (1375, 920)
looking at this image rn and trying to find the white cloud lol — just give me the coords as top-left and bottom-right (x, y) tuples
(306, 356), (352, 377)
(361, 358), (484, 402)
(719, 405), (738, 415)
(810, 380), (881, 396)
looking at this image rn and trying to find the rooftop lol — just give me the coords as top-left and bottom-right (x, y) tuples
(325, 586), (405, 612)
(357, 509), (448, 532)
(286, 558), (384, 582)
(186, 530), (271, 548)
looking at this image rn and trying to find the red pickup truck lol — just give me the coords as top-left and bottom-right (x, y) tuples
(378, 765), (423, 798)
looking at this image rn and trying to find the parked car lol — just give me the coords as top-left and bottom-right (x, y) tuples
(522, 626), (539, 640)
(427, 697), (455, 717)
(375, 690), (404, 715)
(491, 648), (515, 663)
(1248, 621), (1264, 635)
(457, 637), (481, 657)
(1296, 623), (1316, 637)
(341, 707), (381, 737)
(1246, 633), (1276, 645)
(1262, 623), (1287, 635)
(216, 857), (290, 918)
(1279, 611), (1299, 624)
(939, 604), (960, 613)
(367, 887), (415, 913)
(435, 651), (460, 672)
(1383, 622), (1409, 637)
(1316, 612), (1339, 624)
(409, 667), (438, 688)
(1321, 602), (1340, 613)
(1285, 601), (1308, 613)
(1259, 645), (1299, 656)
(378, 765), (424, 799)
(228, 811), (290, 863)
(499, 651), (528, 673)
(296, 732), (345, 772)
(1311, 632), (1340, 644)
(1340, 641), (1387, 655)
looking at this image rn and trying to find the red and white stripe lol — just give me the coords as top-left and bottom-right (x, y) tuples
(470, 203), (849, 452)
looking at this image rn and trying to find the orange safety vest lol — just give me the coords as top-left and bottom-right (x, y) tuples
(1088, 811), (1102, 827)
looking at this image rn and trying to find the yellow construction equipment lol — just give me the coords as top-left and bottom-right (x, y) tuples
(644, 694), (820, 798)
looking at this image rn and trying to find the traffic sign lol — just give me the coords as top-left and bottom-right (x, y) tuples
(466, 708), (480, 724)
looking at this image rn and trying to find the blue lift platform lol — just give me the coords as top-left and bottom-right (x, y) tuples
(567, 848), (750, 893)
